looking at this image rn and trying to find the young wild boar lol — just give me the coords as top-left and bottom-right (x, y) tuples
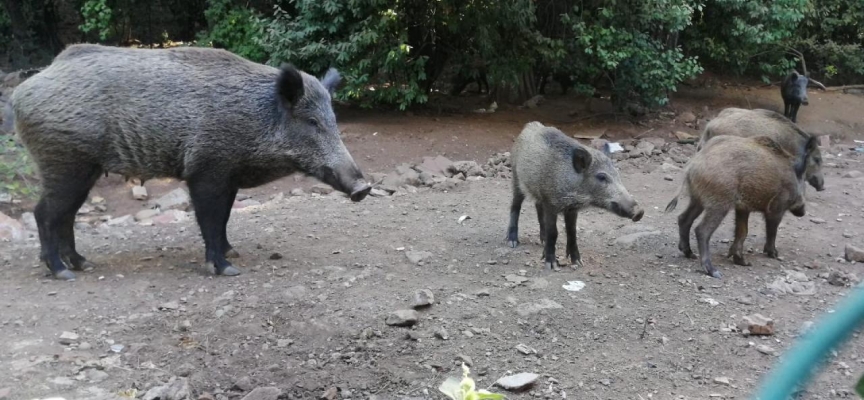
(6, 44), (371, 280)
(506, 122), (644, 270)
(666, 134), (818, 278)
(699, 107), (825, 191)
(781, 70), (826, 123)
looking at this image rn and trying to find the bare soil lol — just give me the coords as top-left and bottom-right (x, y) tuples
(2, 80), (864, 400)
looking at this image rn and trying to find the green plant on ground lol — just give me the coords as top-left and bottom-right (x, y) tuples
(0, 134), (37, 199)
(438, 363), (505, 400)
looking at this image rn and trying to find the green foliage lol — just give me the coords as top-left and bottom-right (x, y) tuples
(0, 135), (37, 199)
(79, 0), (113, 41)
(793, 0), (864, 84)
(439, 363), (505, 400)
(856, 372), (864, 398)
(197, 0), (267, 63)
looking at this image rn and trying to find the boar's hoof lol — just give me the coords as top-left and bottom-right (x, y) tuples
(569, 257), (584, 269)
(70, 260), (96, 272)
(764, 248), (779, 259)
(732, 255), (751, 267)
(53, 269), (77, 281)
(225, 248), (241, 259)
(350, 184), (372, 202)
(207, 262), (242, 276)
(543, 260), (560, 271)
(507, 240), (519, 248)
(708, 269), (723, 279)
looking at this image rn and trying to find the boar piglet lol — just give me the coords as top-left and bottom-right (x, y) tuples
(699, 107), (825, 191)
(666, 134), (818, 278)
(8, 44), (371, 280)
(506, 122), (644, 270)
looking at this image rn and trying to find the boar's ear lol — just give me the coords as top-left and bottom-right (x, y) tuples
(321, 68), (342, 95)
(277, 64), (304, 107)
(572, 146), (593, 174)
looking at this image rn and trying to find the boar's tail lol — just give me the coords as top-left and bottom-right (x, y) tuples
(1, 102), (13, 135)
(664, 177), (689, 213)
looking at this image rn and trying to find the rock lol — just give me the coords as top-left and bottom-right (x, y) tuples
(661, 162), (681, 172)
(809, 217), (826, 224)
(496, 373), (540, 391)
(674, 131), (696, 140)
(456, 354), (474, 367)
(516, 299), (563, 317)
(310, 184), (334, 195)
(505, 274), (529, 285)
(152, 188), (191, 211)
(59, 331), (80, 344)
(843, 232), (855, 239)
(417, 155), (454, 177)
(270, 252), (283, 260)
(78, 342), (92, 350)
(515, 343), (536, 355)
(590, 138), (610, 151)
(523, 94), (544, 109)
(435, 328), (449, 340)
(828, 270), (858, 287)
(767, 274), (816, 296)
(845, 245), (864, 262)
(159, 301), (180, 311)
(106, 215), (134, 226)
(86, 368), (109, 383)
(277, 338), (293, 348)
(412, 289), (435, 308)
(240, 387), (282, 400)
(0, 211), (25, 242)
(385, 310), (419, 327)
(740, 314), (775, 336)
(198, 394), (215, 400)
(615, 231), (662, 248)
(843, 170), (862, 178)
(132, 185), (148, 200)
(369, 188), (390, 197)
(20, 212), (36, 231)
(320, 387), (339, 400)
(180, 320), (192, 331)
(49, 376), (75, 386)
(529, 278), (549, 290)
(756, 345), (776, 356)
(152, 209), (189, 225)
(680, 111), (697, 123)
(713, 377), (731, 386)
(448, 161), (485, 177)
(233, 199), (261, 209)
(232, 376), (254, 392)
(290, 188), (305, 196)
(135, 208), (161, 222)
(786, 270), (810, 282)
(629, 141), (655, 158)
(405, 250), (432, 264)
(143, 377), (192, 400)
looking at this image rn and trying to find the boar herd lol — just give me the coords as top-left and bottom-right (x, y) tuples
(2, 44), (826, 281)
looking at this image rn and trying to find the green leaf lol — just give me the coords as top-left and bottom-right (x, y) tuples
(855, 373), (864, 398)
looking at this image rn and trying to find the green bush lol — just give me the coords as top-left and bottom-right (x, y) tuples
(197, 0), (267, 63)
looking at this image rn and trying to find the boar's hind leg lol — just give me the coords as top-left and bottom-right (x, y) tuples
(695, 208), (727, 279)
(35, 164), (103, 280)
(187, 179), (241, 276)
(564, 208), (582, 268)
(541, 207), (559, 270)
(535, 203), (547, 244)
(677, 200), (703, 259)
(728, 210), (751, 266)
(222, 187), (240, 258)
(506, 176), (525, 248)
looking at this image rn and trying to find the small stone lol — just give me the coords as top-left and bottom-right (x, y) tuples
(310, 184), (335, 195)
(143, 377), (191, 400)
(290, 188), (305, 196)
(369, 188), (390, 197)
(809, 217), (826, 224)
(151, 188), (191, 211)
(843, 232), (855, 239)
(152, 209), (189, 225)
(405, 250), (433, 264)
(828, 271), (858, 287)
(412, 289), (435, 308)
(106, 215), (134, 226)
(78, 342), (92, 350)
(385, 310), (418, 327)
(713, 377), (731, 386)
(664, 175), (674, 181)
(680, 111), (697, 123)
(456, 354), (473, 367)
(475, 289), (491, 297)
(320, 387), (339, 400)
(58, 331), (79, 344)
(86, 369), (109, 383)
(240, 387), (282, 400)
(515, 343), (536, 355)
(496, 373), (540, 391)
(132, 185), (148, 200)
(198, 393), (215, 400)
(845, 245), (864, 262)
(842, 170), (862, 179)
(756, 344), (776, 355)
(599, 379), (612, 387)
(159, 301), (180, 311)
(135, 208), (161, 222)
(269, 252), (283, 260)
(277, 339), (293, 348)
(740, 314), (774, 336)
(233, 376), (254, 392)
(505, 274), (529, 285)
(516, 299), (563, 317)
(180, 320), (192, 331)
(435, 328), (449, 340)
(462, 330), (474, 338)
(110, 344), (124, 353)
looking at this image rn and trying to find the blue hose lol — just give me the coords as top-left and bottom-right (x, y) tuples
(753, 285), (864, 400)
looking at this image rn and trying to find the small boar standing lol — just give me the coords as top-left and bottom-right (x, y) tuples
(781, 70), (826, 123)
(666, 134), (818, 278)
(699, 107), (825, 191)
(7, 44), (371, 280)
(507, 122), (644, 270)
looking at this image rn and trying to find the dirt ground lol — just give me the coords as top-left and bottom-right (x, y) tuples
(2, 80), (864, 400)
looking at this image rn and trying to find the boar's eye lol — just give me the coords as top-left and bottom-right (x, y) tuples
(307, 118), (319, 128)
(595, 173), (609, 183)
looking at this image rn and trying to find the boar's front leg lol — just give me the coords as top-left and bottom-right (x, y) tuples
(222, 187), (240, 259)
(541, 205), (559, 270)
(728, 209), (751, 266)
(506, 174), (525, 248)
(188, 177), (241, 276)
(695, 208), (727, 279)
(676, 199), (704, 259)
(763, 213), (783, 259)
(564, 208), (582, 268)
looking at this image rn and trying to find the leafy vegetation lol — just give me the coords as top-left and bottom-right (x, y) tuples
(196, 0), (267, 63)
(439, 363), (505, 400)
(0, 134), (37, 199)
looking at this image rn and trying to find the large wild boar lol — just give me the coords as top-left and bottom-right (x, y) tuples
(506, 122), (644, 270)
(666, 134), (818, 278)
(5, 44), (371, 280)
(699, 107), (825, 191)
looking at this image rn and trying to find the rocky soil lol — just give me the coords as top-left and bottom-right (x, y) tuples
(2, 69), (864, 400)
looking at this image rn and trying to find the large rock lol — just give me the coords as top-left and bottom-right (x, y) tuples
(151, 188), (191, 211)
(0, 211), (25, 242)
(412, 289), (435, 308)
(416, 155), (454, 176)
(448, 161), (485, 177)
(385, 310), (419, 327)
(143, 377), (191, 400)
(496, 373), (539, 391)
(845, 245), (864, 262)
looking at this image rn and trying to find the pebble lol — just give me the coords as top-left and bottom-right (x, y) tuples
(152, 188), (191, 211)
(845, 245), (864, 262)
(86, 369), (109, 383)
(142, 376), (191, 400)
(663, 175), (674, 181)
(515, 343), (536, 355)
(809, 218), (826, 224)
(412, 289), (435, 308)
(78, 342), (92, 350)
(135, 208), (161, 222)
(504, 274), (529, 285)
(740, 314), (775, 336)
(320, 387), (339, 400)
(180, 320), (192, 331)
(385, 309), (418, 327)
(159, 301), (180, 311)
(713, 377), (731, 386)
(277, 339), (293, 348)
(240, 387), (282, 400)
(756, 344), (776, 355)
(435, 328), (449, 340)
(269, 252), (283, 260)
(496, 372), (540, 391)
(59, 331), (80, 344)
(233, 376), (254, 392)
(405, 250), (433, 264)
(456, 354), (473, 367)
(842, 170), (862, 178)
(132, 185), (148, 200)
